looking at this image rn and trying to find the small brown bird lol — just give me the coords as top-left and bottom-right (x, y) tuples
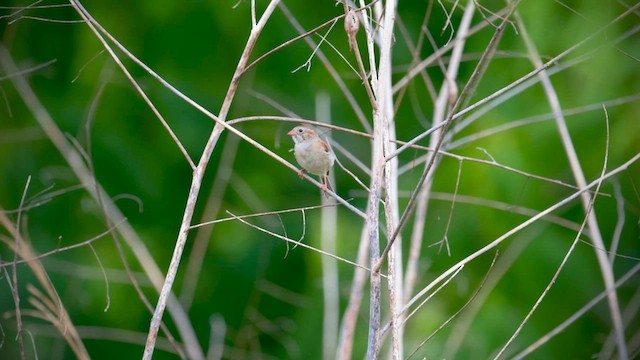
(287, 125), (335, 192)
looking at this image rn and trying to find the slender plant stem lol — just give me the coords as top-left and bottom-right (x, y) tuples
(516, 12), (628, 359)
(142, 1), (282, 358)
(395, 153), (640, 328)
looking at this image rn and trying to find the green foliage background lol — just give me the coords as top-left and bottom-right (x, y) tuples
(0, 0), (639, 359)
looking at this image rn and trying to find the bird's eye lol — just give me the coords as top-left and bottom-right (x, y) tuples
(297, 128), (304, 133)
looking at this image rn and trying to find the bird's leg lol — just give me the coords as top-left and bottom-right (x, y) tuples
(320, 175), (329, 192)
(297, 169), (306, 178)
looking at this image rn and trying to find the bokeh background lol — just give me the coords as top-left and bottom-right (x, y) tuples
(1, 0), (639, 359)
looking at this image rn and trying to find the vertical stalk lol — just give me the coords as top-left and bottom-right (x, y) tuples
(318, 92), (339, 360)
(142, 1), (281, 358)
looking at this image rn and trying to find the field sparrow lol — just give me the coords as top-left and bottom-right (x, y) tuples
(287, 125), (335, 192)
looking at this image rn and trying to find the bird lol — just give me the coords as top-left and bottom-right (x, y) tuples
(287, 125), (335, 192)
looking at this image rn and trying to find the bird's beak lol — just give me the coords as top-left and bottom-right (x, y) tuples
(287, 130), (296, 136)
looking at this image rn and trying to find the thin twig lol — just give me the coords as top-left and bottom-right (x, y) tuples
(382, 264), (465, 336)
(448, 2), (640, 125)
(401, 1), (475, 305)
(513, 261), (640, 360)
(406, 251), (499, 359)
(377, 0), (511, 272)
(57, 9), (366, 216)
(0, 220), (125, 268)
(337, 229), (370, 358)
(447, 93), (640, 149)
(608, 180), (626, 265)
(397, 153), (640, 327)
(68, 1), (195, 170)
(445, 20), (640, 145)
(348, 13), (378, 110)
(441, 229), (540, 358)
(598, 286), (640, 360)
(493, 103), (610, 360)
(291, 18), (339, 73)
(517, 10), (627, 357)
(0, 28), (199, 360)
(11, 175), (32, 360)
(0, 58), (57, 81)
(278, 2), (371, 132)
(437, 159), (463, 256)
(0, 0), (44, 20)
(243, 2), (380, 77)
(392, 6), (511, 93)
(398, 148), (595, 194)
(141, 2), (281, 357)
(189, 203), (338, 229)
(179, 135), (239, 309)
(8, 16), (84, 24)
(226, 211), (384, 277)
(0, 211), (90, 359)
